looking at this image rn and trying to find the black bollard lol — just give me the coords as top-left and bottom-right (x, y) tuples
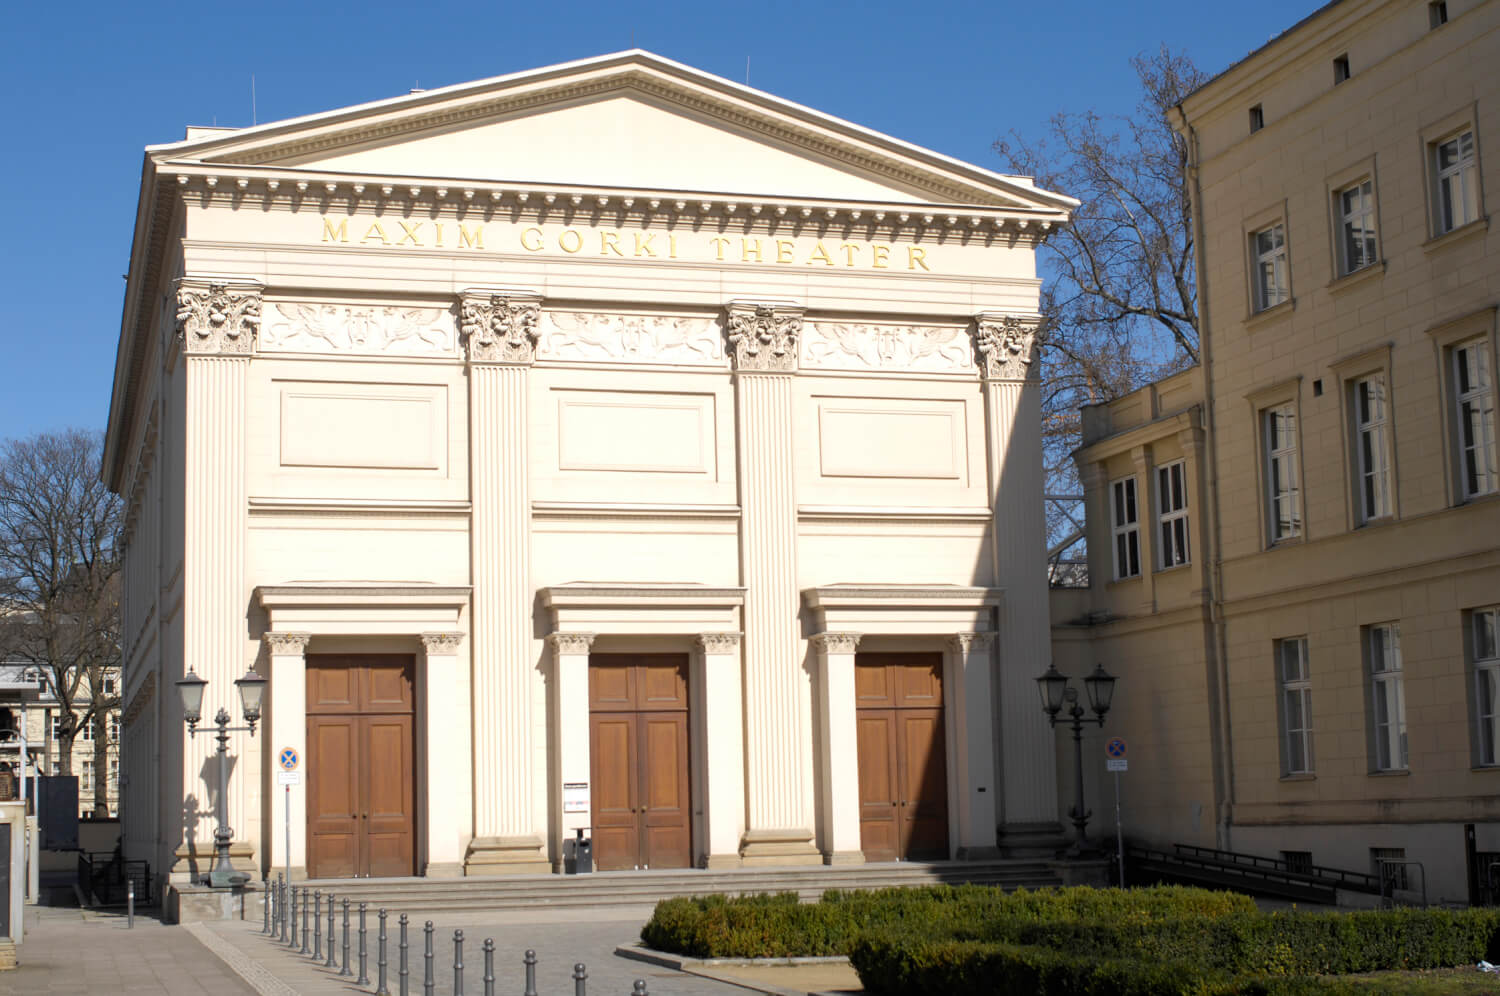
(357, 902), (370, 985)
(300, 887), (310, 954)
(375, 908), (390, 996)
(325, 895), (337, 969)
(262, 879), (270, 934)
(422, 921), (434, 996)
(453, 929), (464, 996)
(279, 875), (288, 943)
(398, 913), (409, 996)
(340, 898), (352, 977)
(632, 983), (650, 996)
(523, 949), (537, 996)
(481, 939), (495, 996)
(312, 889), (322, 960)
(289, 885), (299, 948)
(573, 962), (587, 996)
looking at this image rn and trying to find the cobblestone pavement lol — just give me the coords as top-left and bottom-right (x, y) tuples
(0, 906), (258, 995)
(199, 906), (788, 995)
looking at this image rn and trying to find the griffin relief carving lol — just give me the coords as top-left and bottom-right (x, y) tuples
(802, 322), (971, 372)
(176, 282), (262, 355)
(541, 313), (722, 364)
(261, 302), (454, 355)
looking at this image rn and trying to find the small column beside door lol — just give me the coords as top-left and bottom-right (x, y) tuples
(264, 632), (311, 876)
(947, 633), (999, 859)
(549, 632), (596, 863)
(695, 633), (745, 869)
(421, 632), (468, 877)
(812, 633), (865, 865)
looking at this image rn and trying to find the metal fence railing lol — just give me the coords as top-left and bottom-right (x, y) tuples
(262, 875), (655, 995)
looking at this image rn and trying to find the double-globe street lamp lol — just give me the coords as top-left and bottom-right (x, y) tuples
(1036, 662), (1117, 856)
(176, 667), (267, 888)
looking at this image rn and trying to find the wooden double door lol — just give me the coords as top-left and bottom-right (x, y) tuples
(306, 655), (417, 879)
(588, 654), (692, 871)
(855, 653), (950, 862)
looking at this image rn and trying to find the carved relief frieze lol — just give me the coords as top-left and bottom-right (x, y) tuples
(726, 303), (803, 373)
(537, 312), (725, 366)
(974, 314), (1042, 381)
(176, 281), (262, 355)
(460, 292), (543, 364)
(802, 322), (972, 373)
(261, 301), (455, 356)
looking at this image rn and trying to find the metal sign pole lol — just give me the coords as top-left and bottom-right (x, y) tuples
(1114, 770), (1125, 888)
(285, 784), (292, 893)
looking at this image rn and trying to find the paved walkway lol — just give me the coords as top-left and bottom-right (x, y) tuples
(0, 906), (257, 995)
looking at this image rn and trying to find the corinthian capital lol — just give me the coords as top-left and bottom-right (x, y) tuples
(262, 631), (311, 655)
(177, 280), (263, 355)
(459, 290), (543, 364)
(725, 301), (803, 373)
(974, 313), (1042, 381)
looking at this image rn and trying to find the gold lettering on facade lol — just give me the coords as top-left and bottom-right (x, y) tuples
(872, 244), (891, 268)
(397, 221), (423, 246)
(709, 237), (729, 261)
(601, 230), (624, 256)
(558, 229), (583, 253)
(776, 240), (795, 264)
(742, 238), (763, 262)
(433, 223), (444, 247)
(808, 241), (834, 266)
(839, 243), (861, 266)
(669, 235), (679, 259)
(634, 232), (657, 257)
(322, 218), (349, 243)
(907, 246), (930, 271)
(458, 224), (484, 249)
(362, 222), (390, 245)
(520, 227), (544, 252)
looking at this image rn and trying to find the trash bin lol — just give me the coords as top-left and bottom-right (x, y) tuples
(564, 827), (593, 874)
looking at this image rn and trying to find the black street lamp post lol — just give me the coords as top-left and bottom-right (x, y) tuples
(1036, 662), (1116, 855)
(177, 667), (267, 888)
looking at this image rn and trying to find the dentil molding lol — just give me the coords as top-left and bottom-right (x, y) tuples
(726, 302), (803, 372)
(460, 291), (543, 364)
(176, 280), (263, 355)
(539, 311), (723, 365)
(262, 301), (455, 356)
(974, 313), (1042, 381)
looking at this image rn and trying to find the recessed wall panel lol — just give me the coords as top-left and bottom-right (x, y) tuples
(556, 390), (715, 476)
(817, 400), (965, 481)
(279, 382), (446, 471)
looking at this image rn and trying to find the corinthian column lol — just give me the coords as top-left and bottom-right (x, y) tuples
(173, 278), (262, 883)
(728, 301), (820, 866)
(975, 313), (1062, 852)
(462, 289), (549, 874)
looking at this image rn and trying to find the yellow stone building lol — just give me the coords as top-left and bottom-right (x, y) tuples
(1054, 0), (1500, 903)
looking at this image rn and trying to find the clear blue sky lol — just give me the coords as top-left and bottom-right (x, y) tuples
(2, 0), (1314, 444)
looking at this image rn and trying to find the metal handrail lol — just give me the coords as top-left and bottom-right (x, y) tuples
(1171, 843), (1382, 892)
(1377, 859), (1427, 909)
(1128, 845), (1338, 900)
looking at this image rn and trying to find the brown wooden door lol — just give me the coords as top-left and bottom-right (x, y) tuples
(306, 655), (416, 878)
(855, 653), (949, 861)
(588, 655), (691, 871)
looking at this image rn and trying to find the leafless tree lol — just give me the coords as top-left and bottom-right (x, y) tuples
(0, 429), (121, 816)
(997, 47), (1207, 565)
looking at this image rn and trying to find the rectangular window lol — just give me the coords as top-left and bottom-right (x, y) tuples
(1333, 55), (1351, 84)
(1252, 223), (1288, 311)
(1249, 104), (1265, 133)
(77, 713), (93, 742)
(1111, 476), (1141, 580)
(49, 714), (60, 741)
(1279, 638), (1314, 775)
(80, 760), (94, 792)
(1429, 1), (1448, 28)
(1372, 847), (1409, 891)
(1264, 404), (1302, 542)
(108, 758), (119, 785)
(1435, 130), (1479, 234)
(1337, 179), (1378, 275)
(1156, 461), (1190, 568)
(1353, 374), (1392, 522)
(109, 714), (120, 744)
(103, 677), (115, 695)
(1454, 338), (1498, 498)
(1282, 850), (1314, 875)
(1474, 607), (1500, 766)
(1368, 623), (1408, 771)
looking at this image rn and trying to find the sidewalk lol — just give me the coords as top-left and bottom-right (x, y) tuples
(0, 906), (257, 995)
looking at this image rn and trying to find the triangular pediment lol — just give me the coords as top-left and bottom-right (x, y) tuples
(154, 52), (1075, 213)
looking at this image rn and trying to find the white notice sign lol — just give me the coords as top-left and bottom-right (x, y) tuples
(1106, 759), (1128, 772)
(562, 782), (589, 813)
(277, 770), (302, 786)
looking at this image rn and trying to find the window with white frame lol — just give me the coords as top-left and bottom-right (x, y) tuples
(77, 713), (93, 742)
(1279, 638), (1314, 774)
(1352, 374), (1392, 522)
(1337, 179), (1378, 275)
(1434, 130), (1479, 234)
(1454, 337), (1498, 499)
(1252, 223), (1289, 311)
(1368, 623), (1408, 771)
(1264, 404), (1302, 542)
(48, 713), (60, 741)
(1156, 461), (1190, 568)
(80, 760), (94, 792)
(109, 714), (120, 743)
(1111, 475), (1141, 580)
(1474, 607), (1500, 766)
(108, 758), (119, 787)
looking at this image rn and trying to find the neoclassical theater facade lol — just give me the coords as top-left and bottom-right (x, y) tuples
(103, 52), (1076, 888)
